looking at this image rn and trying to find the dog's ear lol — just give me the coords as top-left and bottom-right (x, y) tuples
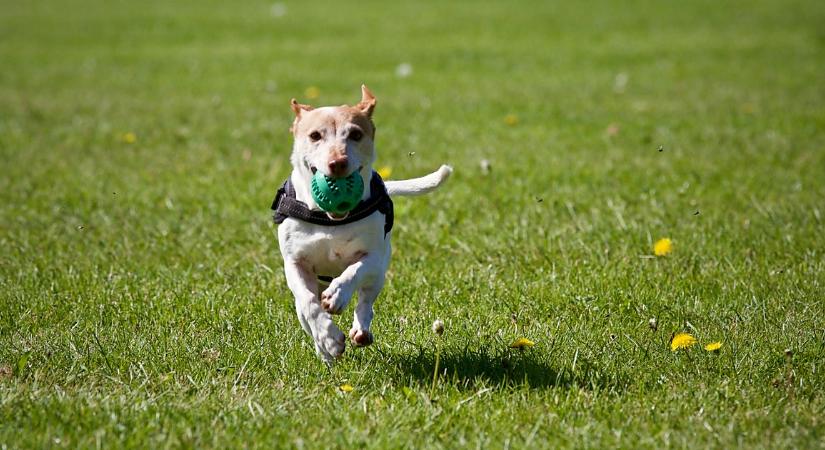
(290, 99), (313, 133)
(290, 98), (313, 117)
(356, 84), (376, 117)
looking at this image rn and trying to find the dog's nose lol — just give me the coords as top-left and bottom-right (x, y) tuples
(328, 156), (349, 177)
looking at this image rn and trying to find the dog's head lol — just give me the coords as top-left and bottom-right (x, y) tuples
(289, 85), (377, 180)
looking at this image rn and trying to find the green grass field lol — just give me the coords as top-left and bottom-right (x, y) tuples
(2, 0), (825, 447)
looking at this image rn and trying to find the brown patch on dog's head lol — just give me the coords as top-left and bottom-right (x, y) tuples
(288, 85), (379, 178)
(289, 85), (376, 138)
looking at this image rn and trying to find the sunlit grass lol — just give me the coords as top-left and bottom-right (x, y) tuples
(1, 0), (824, 448)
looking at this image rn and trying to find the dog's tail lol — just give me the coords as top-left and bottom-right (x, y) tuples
(384, 165), (452, 197)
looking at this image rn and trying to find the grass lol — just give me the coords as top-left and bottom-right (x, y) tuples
(1, 0), (824, 447)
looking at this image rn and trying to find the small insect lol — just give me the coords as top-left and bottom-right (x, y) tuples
(693, 210), (700, 215)
(535, 197), (543, 203)
(657, 145), (664, 152)
(408, 151), (416, 157)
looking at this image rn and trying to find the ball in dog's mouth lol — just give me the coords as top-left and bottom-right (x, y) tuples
(309, 168), (364, 217)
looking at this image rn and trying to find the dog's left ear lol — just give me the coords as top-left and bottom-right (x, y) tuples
(357, 84), (376, 117)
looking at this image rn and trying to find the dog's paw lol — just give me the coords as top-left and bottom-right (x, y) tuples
(321, 282), (354, 315)
(316, 321), (346, 361)
(349, 328), (374, 347)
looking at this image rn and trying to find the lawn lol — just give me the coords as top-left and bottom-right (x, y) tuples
(1, 0), (824, 448)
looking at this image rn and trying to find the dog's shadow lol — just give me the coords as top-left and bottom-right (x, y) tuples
(369, 344), (625, 391)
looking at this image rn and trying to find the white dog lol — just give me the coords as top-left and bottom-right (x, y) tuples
(272, 85), (451, 363)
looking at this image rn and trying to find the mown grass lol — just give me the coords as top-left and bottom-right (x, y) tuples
(1, 0), (824, 448)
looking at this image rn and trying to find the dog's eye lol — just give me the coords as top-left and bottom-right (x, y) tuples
(309, 131), (322, 142)
(348, 129), (363, 142)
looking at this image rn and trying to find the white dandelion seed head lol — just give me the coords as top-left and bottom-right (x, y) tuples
(613, 72), (628, 93)
(396, 63), (413, 78)
(480, 159), (491, 175)
(270, 3), (287, 18)
(432, 319), (444, 336)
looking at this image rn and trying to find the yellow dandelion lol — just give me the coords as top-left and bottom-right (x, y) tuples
(503, 114), (519, 126)
(377, 166), (392, 180)
(654, 238), (673, 256)
(339, 383), (354, 393)
(704, 341), (722, 352)
(509, 337), (535, 349)
(121, 132), (137, 144)
(670, 332), (697, 351)
(401, 386), (415, 400)
(304, 86), (321, 100)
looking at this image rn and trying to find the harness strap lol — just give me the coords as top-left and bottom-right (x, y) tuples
(272, 171), (393, 236)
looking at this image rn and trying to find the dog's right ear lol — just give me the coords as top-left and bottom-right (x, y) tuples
(290, 99), (313, 133)
(290, 99), (313, 116)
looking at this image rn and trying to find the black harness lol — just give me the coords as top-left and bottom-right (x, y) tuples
(271, 171), (394, 236)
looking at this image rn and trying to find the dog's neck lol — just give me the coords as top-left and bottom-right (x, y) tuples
(290, 167), (374, 211)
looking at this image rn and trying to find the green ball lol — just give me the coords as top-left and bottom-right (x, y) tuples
(310, 170), (364, 215)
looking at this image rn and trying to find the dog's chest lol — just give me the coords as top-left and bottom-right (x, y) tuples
(278, 213), (386, 276)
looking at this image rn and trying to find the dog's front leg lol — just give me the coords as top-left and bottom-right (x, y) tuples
(348, 281), (384, 347)
(321, 254), (387, 347)
(320, 254), (384, 315)
(283, 260), (346, 363)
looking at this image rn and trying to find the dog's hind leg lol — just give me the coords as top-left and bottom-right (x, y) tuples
(284, 260), (346, 363)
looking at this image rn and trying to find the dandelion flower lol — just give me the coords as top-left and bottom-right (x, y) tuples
(654, 238), (673, 256)
(670, 332), (697, 351)
(432, 320), (444, 336)
(339, 383), (354, 393)
(121, 132), (137, 144)
(503, 114), (519, 126)
(704, 341), (722, 352)
(377, 166), (392, 179)
(304, 86), (321, 100)
(509, 337), (535, 349)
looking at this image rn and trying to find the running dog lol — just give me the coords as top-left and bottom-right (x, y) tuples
(272, 85), (451, 363)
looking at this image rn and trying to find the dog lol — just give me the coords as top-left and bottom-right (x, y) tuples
(272, 85), (452, 363)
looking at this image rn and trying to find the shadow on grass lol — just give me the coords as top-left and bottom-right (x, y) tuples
(379, 344), (628, 391)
